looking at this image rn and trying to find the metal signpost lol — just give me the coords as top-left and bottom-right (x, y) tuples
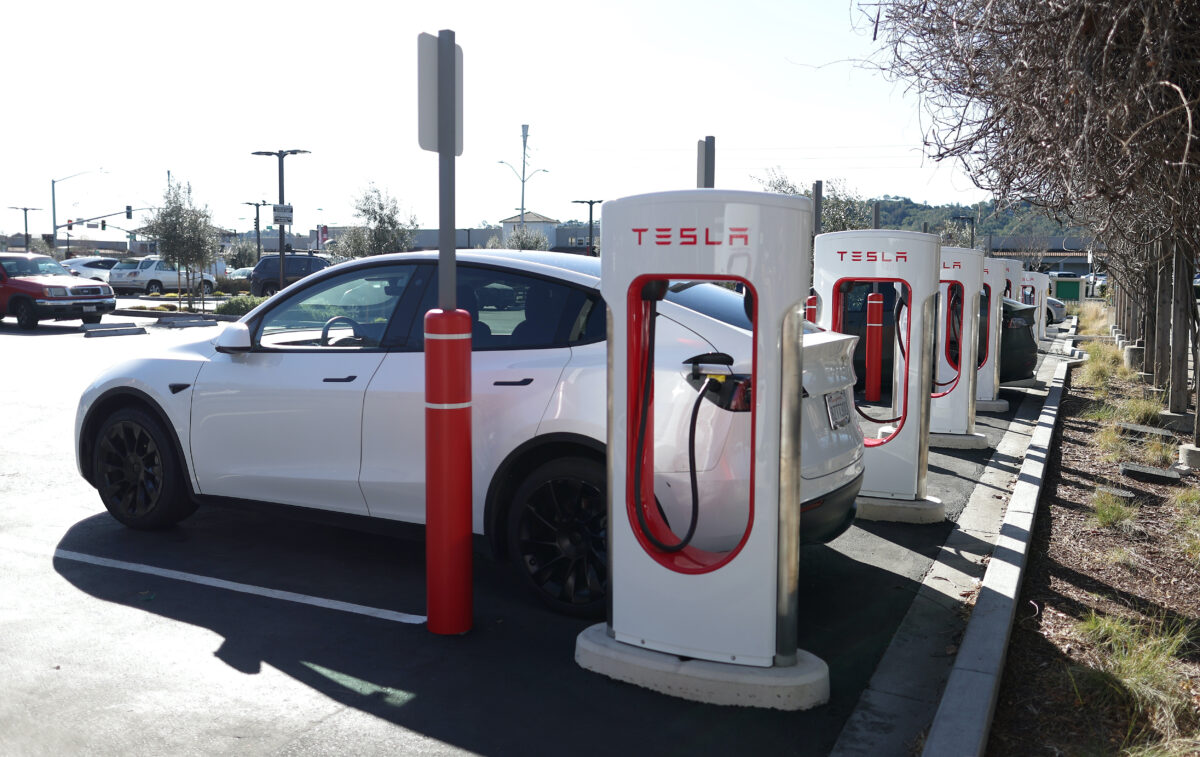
(418, 28), (470, 635)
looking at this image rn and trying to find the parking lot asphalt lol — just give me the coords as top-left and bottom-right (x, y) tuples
(0, 314), (1051, 756)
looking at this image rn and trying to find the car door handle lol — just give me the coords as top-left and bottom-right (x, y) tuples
(323, 375), (358, 383)
(494, 378), (533, 386)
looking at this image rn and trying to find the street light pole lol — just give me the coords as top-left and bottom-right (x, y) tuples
(50, 169), (102, 254)
(498, 124), (547, 229)
(252, 149), (309, 291)
(8, 206), (42, 252)
(571, 199), (602, 256)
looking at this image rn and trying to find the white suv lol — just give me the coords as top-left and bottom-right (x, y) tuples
(75, 250), (863, 616)
(108, 256), (216, 295)
(61, 256), (120, 283)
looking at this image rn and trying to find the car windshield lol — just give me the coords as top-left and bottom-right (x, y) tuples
(1, 256), (70, 277)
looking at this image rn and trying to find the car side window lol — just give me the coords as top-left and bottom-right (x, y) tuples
(408, 266), (590, 351)
(139, 260), (155, 270)
(156, 261), (176, 272)
(254, 264), (416, 351)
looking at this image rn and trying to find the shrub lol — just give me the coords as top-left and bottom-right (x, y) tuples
(215, 296), (267, 317)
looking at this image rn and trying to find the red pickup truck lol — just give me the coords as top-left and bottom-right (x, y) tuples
(0, 253), (117, 330)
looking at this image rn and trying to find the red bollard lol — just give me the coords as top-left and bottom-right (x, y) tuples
(424, 308), (473, 635)
(805, 295), (817, 324)
(865, 293), (883, 402)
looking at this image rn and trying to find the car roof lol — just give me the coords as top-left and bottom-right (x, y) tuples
(0, 252), (52, 260)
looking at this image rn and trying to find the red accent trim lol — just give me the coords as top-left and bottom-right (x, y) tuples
(625, 274), (756, 574)
(931, 281), (962, 398)
(977, 284), (991, 370)
(424, 309), (473, 634)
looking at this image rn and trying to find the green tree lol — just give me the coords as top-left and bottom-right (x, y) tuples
(504, 226), (550, 250)
(227, 240), (258, 270)
(141, 180), (218, 308)
(755, 171), (872, 232)
(343, 184), (417, 257)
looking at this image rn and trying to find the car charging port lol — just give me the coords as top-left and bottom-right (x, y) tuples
(683, 352), (752, 412)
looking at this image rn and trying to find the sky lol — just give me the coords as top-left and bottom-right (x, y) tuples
(2, 0), (992, 246)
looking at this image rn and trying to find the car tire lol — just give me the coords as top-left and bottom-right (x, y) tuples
(200, 280), (214, 295)
(81, 315), (103, 325)
(91, 406), (197, 530)
(147, 281), (164, 295)
(507, 457), (607, 617)
(14, 299), (38, 330)
(263, 283), (278, 297)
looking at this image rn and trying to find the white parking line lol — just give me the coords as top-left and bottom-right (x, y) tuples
(54, 549), (427, 625)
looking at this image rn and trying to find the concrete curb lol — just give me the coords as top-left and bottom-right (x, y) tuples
(920, 351), (1071, 755)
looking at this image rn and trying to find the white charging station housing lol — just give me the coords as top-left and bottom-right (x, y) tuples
(977, 258), (1008, 411)
(929, 246), (984, 442)
(813, 230), (940, 503)
(577, 189), (830, 712)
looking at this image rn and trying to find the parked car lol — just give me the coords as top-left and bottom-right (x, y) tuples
(75, 249), (864, 616)
(1046, 296), (1066, 324)
(0, 252), (116, 329)
(250, 252), (332, 297)
(108, 256), (216, 295)
(1000, 297), (1038, 382)
(61, 256), (120, 283)
(228, 267), (253, 280)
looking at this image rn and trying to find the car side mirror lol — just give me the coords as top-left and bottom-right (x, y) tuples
(214, 322), (252, 354)
(71, 271), (81, 276)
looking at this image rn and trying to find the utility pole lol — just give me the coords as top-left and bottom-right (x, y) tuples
(498, 124), (547, 230)
(252, 150), (310, 290)
(571, 199), (602, 256)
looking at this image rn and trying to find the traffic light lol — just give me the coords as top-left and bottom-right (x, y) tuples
(101, 220), (106, 231)
(125, 205), (132, 220)
(67, 219), (73, 230)
(254, 216), (259, 231)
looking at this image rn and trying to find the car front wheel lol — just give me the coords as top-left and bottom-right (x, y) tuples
(92, 406), (197, 530)
(14, 299), (38, 330)
(507, 457), (608, 617)
(199, 280), (214, 295)
(263, 283), (278, 296)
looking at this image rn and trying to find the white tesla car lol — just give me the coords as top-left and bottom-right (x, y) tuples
(75, 250), (863, 615)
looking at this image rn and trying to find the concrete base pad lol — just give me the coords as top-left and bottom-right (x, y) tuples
(1179, 444), (1200, 469)
(976, 398), (1009, 413)
(575, 624), (829, 711)
(855, 495), (944, 524)
(928, 431), (990, 449)
(1000, 377), (1037, 388)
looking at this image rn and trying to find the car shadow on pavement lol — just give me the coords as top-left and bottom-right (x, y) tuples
(52, 507), (928, 756)
(0, 321), (87, 336)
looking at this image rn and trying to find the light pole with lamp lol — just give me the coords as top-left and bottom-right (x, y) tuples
(242, 200), (269, 261)
(8, 206), (42, 252)
(571, 199), (602, 256)
(51, 168), (103, 254)
(952, 215), (976, 249)
(252, 150), (309, 291)
(498, 124), (547, 227)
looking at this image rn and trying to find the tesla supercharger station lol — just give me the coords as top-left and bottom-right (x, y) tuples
(1021, 271), (1049, 339)
(928, 246), (988, 448)
(976, 258), (1009, 413)
(812, 230), (943, 523)
(575, 189), (829, 710)
(1003, 259), (1021, 302)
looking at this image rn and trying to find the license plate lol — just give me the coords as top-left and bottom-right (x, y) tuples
(83, 305), (96, 312)
(825, 391), (851, 430)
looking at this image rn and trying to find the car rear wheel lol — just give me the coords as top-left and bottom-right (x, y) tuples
(199, 280), (214, 295)
(92, 406), (197, 530)
(263, 283), (278, 296)
(507, 457), (608, 617)
(14, 299), (38, 330)
(146, 281), (164, 295)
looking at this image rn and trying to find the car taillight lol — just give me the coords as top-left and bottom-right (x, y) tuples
(1007, 316), (1030, 328)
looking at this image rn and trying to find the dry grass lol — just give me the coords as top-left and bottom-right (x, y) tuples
(1120, 398), (1166, 427)
(1093, 490), (1139, 530)
(1140, 440), (1179, 468)
(1078, 302), (1111, 336)
(1080, 342), (1137, 388)
(1071, 611), (1196, 744)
